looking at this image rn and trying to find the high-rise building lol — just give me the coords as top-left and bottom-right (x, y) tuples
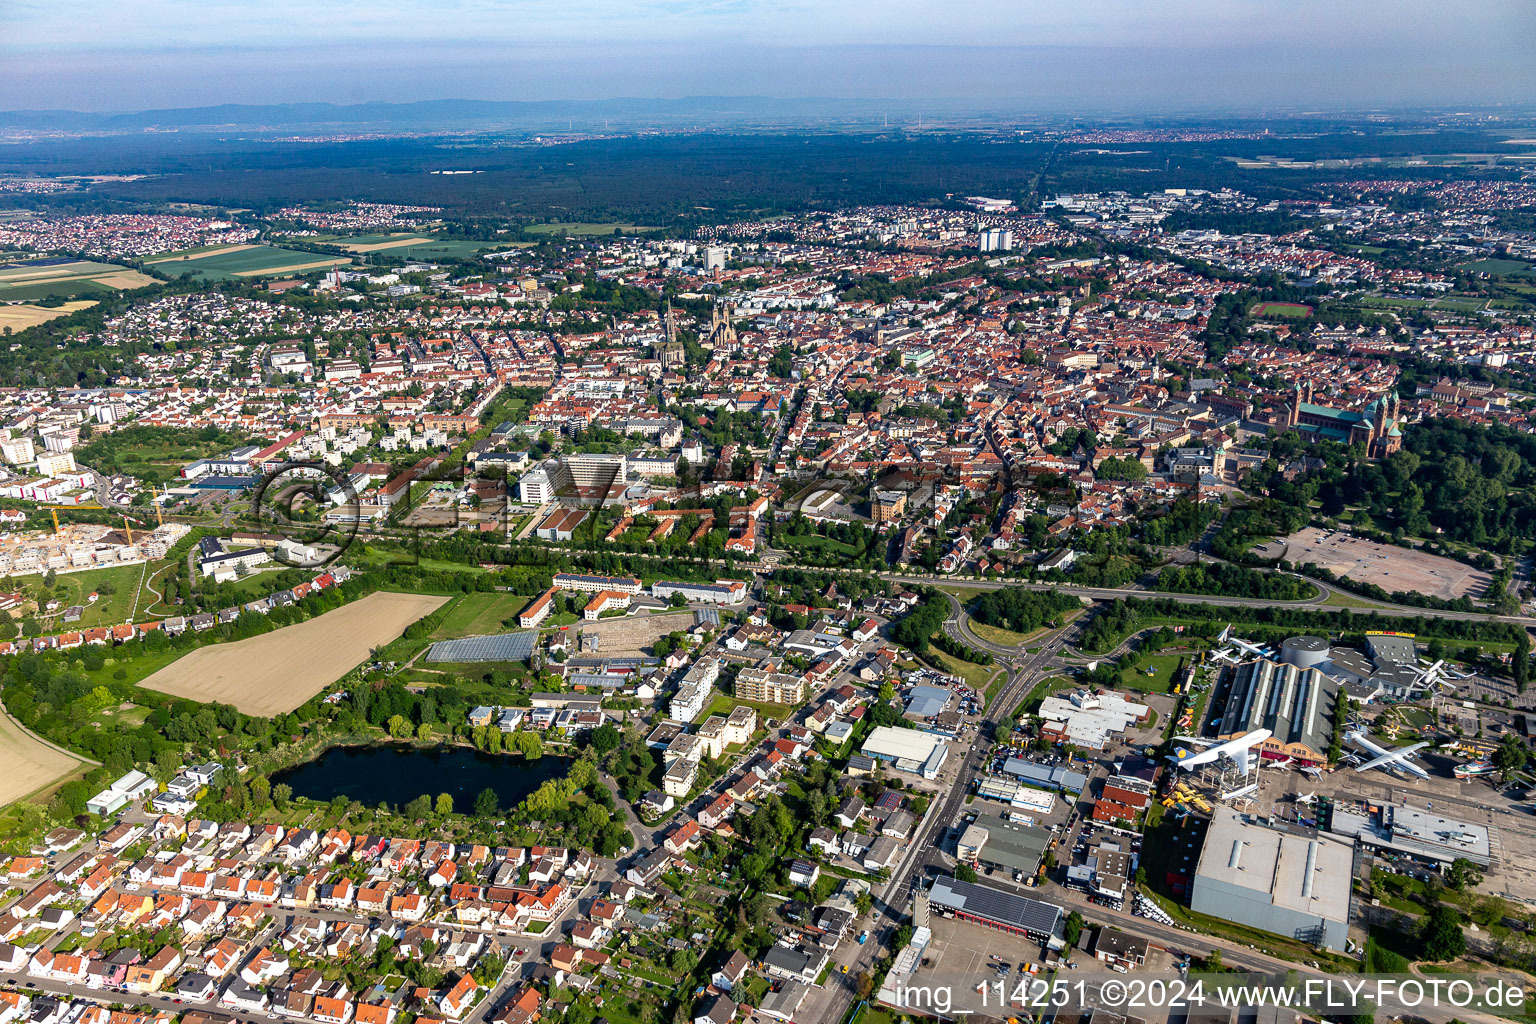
(978, 227), (1013, 252)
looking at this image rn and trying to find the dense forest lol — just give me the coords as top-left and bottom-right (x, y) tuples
(1153, 562), (1314, 601)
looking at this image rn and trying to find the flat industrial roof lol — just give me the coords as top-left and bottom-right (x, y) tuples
(862, 725), (946, 762)
(928, 874), (1063, 936)
(967, 811), (1051, 873)
(1002, 758), (1089, 792)
(1196, 809), (1352, 920)
(1329, 801), (1491, 866)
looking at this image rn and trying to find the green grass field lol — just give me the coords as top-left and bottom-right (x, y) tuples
(778, 533), (860, 559)
(154, 244), (351, 280)
(1459, 258), (1536, 278)
(37, 564), (150, 630)
(967, 620), (1039, 647)
(1252, 301), (1313, 317)
(706, 692), (794, 726)
(524, 222), (660, 236)
(1117, 653), (1184, 694)
(429, 592), (537, 639)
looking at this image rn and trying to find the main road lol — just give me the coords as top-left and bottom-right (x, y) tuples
(799, 616), (1082, 1024)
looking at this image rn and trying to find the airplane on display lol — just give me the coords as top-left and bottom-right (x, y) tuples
(1168, 728), (1272, 776)
(1298, 764), (1324, 778)
(1295, 791), (1318, 805)
(1211, 648), (1240, 665)
(1347, 730), (1431, 780)
(1411, 660), (1454, 694)
(1229, 636), (1271, 660)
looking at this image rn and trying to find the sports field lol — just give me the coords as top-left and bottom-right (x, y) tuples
(1277, 526), (1492, 601)
(138, 591), (449, 715)
(0, 299), (97, 330)
(0, 260), (155, 301)
(0, 705), (86, 806)
(1252, 301), (1313, 318)
(152, 243), (352, 280)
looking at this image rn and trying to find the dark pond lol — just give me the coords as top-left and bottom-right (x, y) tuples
(271, 744), (570, 809)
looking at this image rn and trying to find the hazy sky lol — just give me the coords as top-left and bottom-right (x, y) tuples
(2, 0), (1534, 112)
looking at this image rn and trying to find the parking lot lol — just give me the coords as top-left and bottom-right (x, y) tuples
(907, 915), (1184, 1019)
(1271, 526), (1492, 601)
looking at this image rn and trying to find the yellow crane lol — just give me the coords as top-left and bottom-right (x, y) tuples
(43, 502), (106, 536)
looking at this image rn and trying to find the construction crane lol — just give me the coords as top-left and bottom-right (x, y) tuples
(43, 503), (105, 536)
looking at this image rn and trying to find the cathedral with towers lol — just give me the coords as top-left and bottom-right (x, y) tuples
(1280, 383), (1403, 458)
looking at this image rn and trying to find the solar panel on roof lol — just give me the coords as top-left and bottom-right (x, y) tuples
(426, 632), (536, 663)
(928, 875), (1063, 936)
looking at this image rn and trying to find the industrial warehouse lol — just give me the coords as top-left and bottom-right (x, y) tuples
(926, 875), (1065, 945)
(1216, 636), (1342, 767)
(861, 726), (949, 780)
(1190, 808), (1355, 952)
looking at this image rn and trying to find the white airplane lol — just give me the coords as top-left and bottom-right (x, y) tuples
(1348, 730), (1430, 780)
(1295, 791), (1318, 805)
(1229, 636), (1271, 660)
(1168, 728), (1272, 776)
(1297, 764), (1324, 778)
(1210, 648), (1240, 665)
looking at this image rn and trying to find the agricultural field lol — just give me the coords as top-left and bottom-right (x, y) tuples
(334, 234), (498, 259)
(429, 591), (537, 639)
(0, 299), (97, 331)
(335, 233), (437, 252)
(0, 259), (155, 301)
(149, 243), (351, 280)
(138, 591), (449, 715)
(1251, 301), (1313, 317)
(0, 706), (87, 806)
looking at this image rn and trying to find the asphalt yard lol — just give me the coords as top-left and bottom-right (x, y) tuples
(1275, 526), (1491, 601)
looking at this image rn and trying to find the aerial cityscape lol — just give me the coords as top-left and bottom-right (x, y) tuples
(2, 5), (1536, 1024)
